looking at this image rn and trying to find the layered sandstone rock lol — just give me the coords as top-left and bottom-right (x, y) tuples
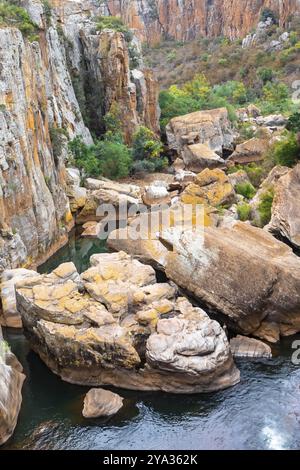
(80, 29), (160, 143)
(182, 144), (225, 173)
(108, 222), (300, 343)
(268, 164), (300, 249)
(228, 137), (270, 165)
(15, 253), (239, 393)
(106, 0), (299, 44)
(0, 328), (25, 446)
(166, 108), (235, 159)
(0, 23), (91, 272)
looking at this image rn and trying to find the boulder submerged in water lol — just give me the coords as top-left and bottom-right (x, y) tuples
(15, 253), (240, 394)
(82, 388), (124, 418)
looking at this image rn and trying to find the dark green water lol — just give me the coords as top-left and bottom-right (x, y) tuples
(38, 229), (107, 274)
(2, 235), (300, 450)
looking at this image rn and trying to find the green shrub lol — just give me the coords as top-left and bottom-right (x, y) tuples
(132, 126), (163, 161)
(286, 112), (300, 133)
(258, 189), (274, 226)
(270, 133), (300, 167)
(236, 182), (256, 200)
(95, 16), (132, 42)
(68, 136), (132, 180)
(237, 203), (251, 222)
(244, 163), (265, 187)
(0, 1), (39, 41)
(257, 67), (274, 84)
(132, 126), (166, 173)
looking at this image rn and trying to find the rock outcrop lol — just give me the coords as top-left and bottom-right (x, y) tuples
(106, 0), (299, 44)
(166, 108), (235, 162)
(0, 327), (25, 446)
(0, 269), (37, 328)
(268, 164), (300, 249)
(15, 253), (239, 393)
(0, 25), (90, 272)
(80, 29), (160, 143)
(83, 388), (124, 418)
(108, 222), (300, 343)
(228, 137), (270, 164)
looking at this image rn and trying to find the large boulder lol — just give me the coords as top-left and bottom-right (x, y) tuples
(166, 108), (235, 158)
(82, 388), (123, 418)
(182, 143), (225, 172)
(108, 222), (300, 343)
(0, 269), (37, 328)
(15, 253), (239, 394)
(181, 169), (236, 207)
(0, 328), (25, 446)
(267, 164), (300, 249)
(228, 137), (269, 164)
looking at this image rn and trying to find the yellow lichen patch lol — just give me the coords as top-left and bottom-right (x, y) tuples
(153, 299), (174, 315)
(63, 296), (89, 314)
(65, 210), (73, 224)
(181, 168), (235, 209)
(136, 308), (159, 327)
(53, 262), (76, 279)
(132, 290), (145, 303)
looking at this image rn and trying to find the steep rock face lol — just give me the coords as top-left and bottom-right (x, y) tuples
(106, 0), (300, 44)
(0, 26), (91, 272)
(45, 0), (160, 141)
(80, 30), (160, 142)
(0, 327), (25, 446)
(268, 164), (300, 249)
(15, 254), (240, 393)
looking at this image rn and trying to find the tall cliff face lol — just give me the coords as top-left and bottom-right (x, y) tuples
(106, 0), (300, 44)
(0, 25), (91, 272)
(47, 0), (160, 141)
(0, 1), (160, 272)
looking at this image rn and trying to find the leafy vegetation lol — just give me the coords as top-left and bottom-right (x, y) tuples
(237, 202), (251, 222)
(269, 132), (300, 167)
(0, 1), (39, 41)
(131, 126), (167, 174)
(286, 112), (300, 133)
(258, 189), (274, 226)
(95, 16), (133, 42)
(235, 182), (256, 200)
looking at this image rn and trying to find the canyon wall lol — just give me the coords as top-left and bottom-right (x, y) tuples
(106, 0), (300, 44)
(0, 1), (159, 272)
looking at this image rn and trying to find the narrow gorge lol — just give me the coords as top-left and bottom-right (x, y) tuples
(0, 0), (300, 452)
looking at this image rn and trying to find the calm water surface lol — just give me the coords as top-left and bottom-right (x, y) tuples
(2, 236), (300, 450)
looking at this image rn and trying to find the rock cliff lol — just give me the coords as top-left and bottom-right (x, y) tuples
(0, 1), (159, 272)
(106, 0), (300, 44)
(0, 25), (90, 272)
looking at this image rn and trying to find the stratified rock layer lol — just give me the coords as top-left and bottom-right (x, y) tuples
(108, 222), (300, 343)
(106, 0), (299, 44)
(15, 253), (239, 394)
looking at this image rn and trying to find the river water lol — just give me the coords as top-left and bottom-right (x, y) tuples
(2, 234), (300, 450)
